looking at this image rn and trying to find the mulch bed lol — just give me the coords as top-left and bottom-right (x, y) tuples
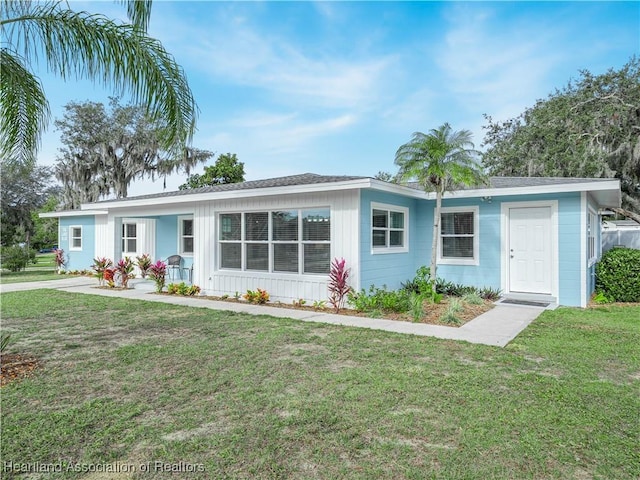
(1, 353), (41, 387)
(194, 295), (494, 327)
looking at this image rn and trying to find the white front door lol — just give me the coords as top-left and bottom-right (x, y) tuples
(508, 207), (552, 294)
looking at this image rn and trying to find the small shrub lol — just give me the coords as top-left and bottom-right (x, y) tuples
(54, 248), (66, 272)
(313, 300), (327, 310)
(244, 288), (270, 304)
(592, 291), (613, 304)
(440, 298), (463, 325)
(347, 285), (411, 314)
(136, 254), (153, 279)
(167, 283), (179, 295)
(234, 291), (241, 300)
(410, 292), (424, 322)
(0, 246), (31, 272)
(461, 292), (484, 305)
(92, 257), (113, 286)
(115, 257), (135, 288)
(595, 247), (640, 302)
(148, 260), (167, 293)
(293, 298), (306, 307)
(103, 268), (116, 287)
(328, 258), (352, 313)
(478, 286), (502, 301)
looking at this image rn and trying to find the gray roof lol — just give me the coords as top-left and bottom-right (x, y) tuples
(94, 173), (617, 205)
(95, 173), (367, 203)
(405, 176), (615, 191)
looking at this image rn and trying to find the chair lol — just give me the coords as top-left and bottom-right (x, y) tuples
(166, 255), (184, 281)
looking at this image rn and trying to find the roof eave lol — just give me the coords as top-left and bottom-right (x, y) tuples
(39, 209), (108, 218)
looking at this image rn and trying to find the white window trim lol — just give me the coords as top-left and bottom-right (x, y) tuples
(178, 215), (194, 257)
(370, 202), (409, 254)
(122, 221), (137, 255)
(587, 206), (598, 267)
(437, 206), (479, 266)
(69, 225), (82, 251)
(217, 208), (331, 275)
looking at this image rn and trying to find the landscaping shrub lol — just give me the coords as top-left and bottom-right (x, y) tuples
(0, 246), (32, 272)
(92, 257), (113, 286)
(167, 282), (201, 296)
(115, 257), (135, 288)
(148, 260), (167, 293)
(348, 285), (411, 313)
(244, 288), (269, 304)
(595, 247), (640, 302)
(136, 254), (152, 278)
(328, 257), (352, 312)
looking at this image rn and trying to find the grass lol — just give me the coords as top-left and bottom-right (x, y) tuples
(0, 254), (62, 284)
(1, 291), (639, 479)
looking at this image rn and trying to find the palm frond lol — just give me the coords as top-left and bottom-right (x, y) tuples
(117, 0), (152, 32)
(0, 48), (50, 166)
(3, 1), (197, 159)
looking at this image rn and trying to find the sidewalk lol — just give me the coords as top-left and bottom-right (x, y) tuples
(1, 277), (544, 347)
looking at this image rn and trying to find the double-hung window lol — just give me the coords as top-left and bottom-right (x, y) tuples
(122, 223), (137, 254)
(438, 206), (479, 265)
(179, 216), (194, 256)
(371, 203), (408, 253)
(219, 208), (330, 274)
(69, 226), (82, 251)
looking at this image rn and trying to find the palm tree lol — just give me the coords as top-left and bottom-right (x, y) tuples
(395, 123), (486, 293)
(1, 0), (197, 166)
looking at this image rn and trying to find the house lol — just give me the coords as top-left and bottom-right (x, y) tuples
(41, 173), (621, 308)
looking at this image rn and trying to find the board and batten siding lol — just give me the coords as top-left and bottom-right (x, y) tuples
(193, 190), (360, 302)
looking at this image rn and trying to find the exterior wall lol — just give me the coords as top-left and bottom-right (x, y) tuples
(359, 189), (420, 291)
(196, 190), (360, 302)
(410, 192), (585, 306)
(59, 216), (96, 270)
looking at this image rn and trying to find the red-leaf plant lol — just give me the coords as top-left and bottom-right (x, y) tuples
(115, 257), (135, 288)
(148, 260), (167, 293)
(328, 257), (352, 313)
(135, 254), (152, 279)
(92, 257), (113, 286)
(54, 248), (66, 273)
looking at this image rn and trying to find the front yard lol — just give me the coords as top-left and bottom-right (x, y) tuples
(1, 290), (639, 479)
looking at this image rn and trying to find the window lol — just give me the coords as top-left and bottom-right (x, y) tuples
(69, 226), (82, 251)
(122, 222), (137, 254)
(218, 208), (330, 274)
(587, 209), (598, 265)
(438, 207), (479, 265)
(371, 203), (408, 253)
(179, 217), (194, 255)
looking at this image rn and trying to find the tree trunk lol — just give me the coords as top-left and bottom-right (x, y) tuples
(430, 191), (442, 296)
(609, 207), (640, 225)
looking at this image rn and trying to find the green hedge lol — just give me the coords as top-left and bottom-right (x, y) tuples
(595, 247), (640, 302)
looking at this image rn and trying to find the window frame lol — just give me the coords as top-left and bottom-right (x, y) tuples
(178, 215), (194, 257)
(121, 222), (137, 255)
(437, 206), (479, 266)
(370, 202), (409, 254)
(69, 225), (83, 251)
(217, 208), (331, 275)
(587, 207), (598, 266)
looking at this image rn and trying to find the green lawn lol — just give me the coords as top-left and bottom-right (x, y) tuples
(0, 253), (61, 284)
(1, 291), (639, 479)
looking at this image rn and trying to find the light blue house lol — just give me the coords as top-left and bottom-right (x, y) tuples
(42, 174), (621, 307)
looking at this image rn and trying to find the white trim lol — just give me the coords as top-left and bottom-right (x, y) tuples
(121, 220), (138, 255)
(370, 202), (409, 255)
(68, 225), (83, 251)
(178, 215), (194, 257)
(501, 200), (559, 301)
(39, 210), (107, 218)
(581, 192), (588, 308)
(437, 206), (479, 266)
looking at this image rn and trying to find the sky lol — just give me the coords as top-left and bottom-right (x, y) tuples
(30, 1), (640, 197)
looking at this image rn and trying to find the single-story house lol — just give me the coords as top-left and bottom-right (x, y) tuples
(41, 173), (621, 307)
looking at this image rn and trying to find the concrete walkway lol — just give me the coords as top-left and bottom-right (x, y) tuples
(1, 277), (544, 347)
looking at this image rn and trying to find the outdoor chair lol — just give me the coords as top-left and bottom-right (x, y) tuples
(166, 255), (184, 281)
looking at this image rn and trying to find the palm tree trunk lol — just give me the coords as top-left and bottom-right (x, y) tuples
(431, 190), (442, 296)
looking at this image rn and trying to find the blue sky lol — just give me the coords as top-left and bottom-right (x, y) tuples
(33, 1), (639, 196)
